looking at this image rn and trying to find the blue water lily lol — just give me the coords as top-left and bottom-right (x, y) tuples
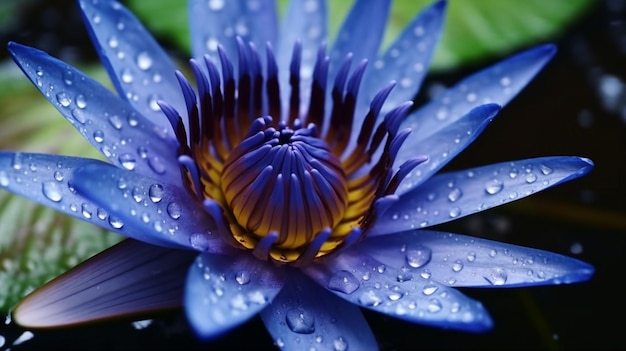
(0, 0), (594, 349)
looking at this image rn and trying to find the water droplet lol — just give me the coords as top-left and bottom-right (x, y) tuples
(509, 167), (519, 179)
(81, 203), (93, 219)
(484, 179), (504, 195)
(93, 130), (104, 143)
(53, 171), (64, 181)
(42, 181), (62, 202)
(328, 270), (359, 294)
(447, 187), (462, 202)
(137, 146), (148, 159)
(118, 153), (136, 170)
(190, 233), (212, 251)
(427, 298), (442, 313)
(0, 171), (9, 187)
(484, 267), (508, 285)
(358, 289), (382, 307)
(121, 68), (133, 83)
(451, 260), (464, 272)
(489, 249), (497, 258)
(148, 184), (164, 202)
(332, 337), (349, 351)
(467, 251), (476, 262)
(56, 92), (71, 107)
(108, 115), (123, 129)
(500, 76), (511, 87)
(285, 308), (315, 334)
(108, 216), (124, 229)
(525, 173), (537, 183)
(539, 164), (553, 175)
(422, 284), (439, 295)
(405, 245), (432, 268)
(167, 202), (182, 219)
(449, 207), (461, 218)
(208, 0), (225, 10)
(136, 51), (153, 70)
(71, 108), (87, 124)
(235, 270), (250, 285)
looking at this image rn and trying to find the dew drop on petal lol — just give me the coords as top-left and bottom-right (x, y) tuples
(447, 187), (462, 202)
(42, 181), (62, 202)
(483, 267), (508, 286)
(427, 298), (442, 313)
(189, 233), (212, 251)
(333, 337), (349, 351)
(405, 245), (432, 268)
(118, 153), (136, 170)
(484, 179), (504, 195)
(55, 92), (71, 107)
(136, 51), (153, 70)
(167, 202), (182, 219)
(93, 130), (104, 143)
(358, 289), (382, 307)
(285, 308), (315, 334)
(148, 183), (164, 202)
(235, 270), (250, 285)
(422, 284), (438, 296)
(108, 216), (124, 229)
(0, 171), (9, 187)
(327, 270), (360, 294)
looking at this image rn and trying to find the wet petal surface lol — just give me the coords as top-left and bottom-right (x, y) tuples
(188, 0), (277, 62)
(13, 239), (196, 328)
(371, 156), (594, 235)
(8, 42), (183, 186)
(185, 252), (285, 339)
(361, 230), (595, 287)
(261, 270), (377, 351)
(72, 162), (226, 252)
(79, 0), (186, 132)
(304, 248), (493, 332)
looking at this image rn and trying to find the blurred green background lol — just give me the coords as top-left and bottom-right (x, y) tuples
(0, 0), (623, 350)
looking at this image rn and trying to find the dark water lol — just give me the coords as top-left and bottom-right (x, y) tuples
(1, 0), (625, 350)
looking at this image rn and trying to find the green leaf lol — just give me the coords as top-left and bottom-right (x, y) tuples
(128, 0), (592, 70)
(0, 63), (121, 312)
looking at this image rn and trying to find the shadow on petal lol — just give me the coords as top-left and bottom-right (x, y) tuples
(13, 239), (197, 328)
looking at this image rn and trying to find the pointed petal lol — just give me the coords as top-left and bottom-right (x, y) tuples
(79, 0), (186, 132)
(397, 103), (501, 194)
(188, 0), (277, 61)
(184, 252), (285, 339)
(370, 156), (594, 235)
(399, 44), (556, 155)
(361, 230), (595, 288)
(13, 239), (196, 328)
(0, 152), (179, 246)
(71, 162), (227, 252)
(304, 249), (493, 332)
(330, 0), (390, 66)
(277, 0), (327, 116)
(360, 0), (445, 117)
(7, 42), (183, 186)
(261, 271), (377, 351)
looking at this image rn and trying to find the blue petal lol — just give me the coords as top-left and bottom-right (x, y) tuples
(0, 152), (180, 246)
(188, 0), (277, 62)
(79, 0), (186, 132)
(260, 270), (377, 350)
(7, 42), (184, 186)
(370, 156), (594, 235)
(304, 249), (493, 332)
(360, 0), (446, 118)
(71, 162), (228, 252)
(361, 230), (595, 288)
(397, 44), (556, 165)
(396, 103), (501, 194)
(277, 0), (327, 117)
(185, 252), (285, 339)
(330, 0), (390, 67)
(13, 239), (196, 328)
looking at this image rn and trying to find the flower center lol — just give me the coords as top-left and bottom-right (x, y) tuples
(221, 119), (348, 253)
(160, 39), (424, 263)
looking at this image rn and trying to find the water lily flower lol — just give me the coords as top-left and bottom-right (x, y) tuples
(0, 0), (594, 349)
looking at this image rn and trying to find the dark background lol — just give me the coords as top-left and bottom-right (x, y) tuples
(0, 0), (624, 349)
